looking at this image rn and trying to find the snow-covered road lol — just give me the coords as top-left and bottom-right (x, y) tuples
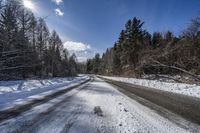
(0, 77), (197, 133)
(0, 76), (89, 111)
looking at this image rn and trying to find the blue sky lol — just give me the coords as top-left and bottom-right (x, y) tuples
(30, 0), (200, 61)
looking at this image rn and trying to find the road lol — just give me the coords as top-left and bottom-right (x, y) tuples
(100, 77), (200, 125)
(0, 76), (199, 133)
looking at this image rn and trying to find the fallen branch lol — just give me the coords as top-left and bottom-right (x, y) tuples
(151, 60), (200, 82)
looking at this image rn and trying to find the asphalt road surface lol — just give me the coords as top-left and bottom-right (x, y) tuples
(100, 77), (200, 125)
(0, 76), (199, 133)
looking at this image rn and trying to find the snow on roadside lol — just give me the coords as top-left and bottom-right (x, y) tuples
(100, 75), (200, 98)
(0, 76), (81, 94)
(0, 77), (189, 133)
(0, 75), (89, 110)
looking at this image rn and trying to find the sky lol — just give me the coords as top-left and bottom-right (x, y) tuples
(28, 0), (200, 62)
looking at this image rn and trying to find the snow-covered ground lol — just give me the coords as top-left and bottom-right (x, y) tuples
(99, 75), (200, 98)
(0, 75), (89, 110)
(0, 77), (196, 133)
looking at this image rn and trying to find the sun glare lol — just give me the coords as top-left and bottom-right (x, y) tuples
(23, 0), (34, 10)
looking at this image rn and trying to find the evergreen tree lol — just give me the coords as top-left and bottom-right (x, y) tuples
(86, 59), (93, 73)
(165, 31), (174, 43)
(113, 43), (122, 75)
(93, 53), (101, 73)
(152, 32), (163, 48)
(0, 1), (22, 78)
(122, 17), (146, 68)
(68, 53), (78, 76)
(36, 18), (50, 77)
(0, 0), (80, 79)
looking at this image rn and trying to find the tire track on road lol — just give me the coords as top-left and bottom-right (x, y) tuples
(0, 78), (90, 123)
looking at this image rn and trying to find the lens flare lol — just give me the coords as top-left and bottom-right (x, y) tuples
(23, 0), (34, 10)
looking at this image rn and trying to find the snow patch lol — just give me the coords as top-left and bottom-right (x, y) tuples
(0, 76), (89, 110)
(100, 75), (200, 98)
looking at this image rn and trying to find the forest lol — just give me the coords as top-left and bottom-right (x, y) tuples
(87, 16), (200, 83)
(0, 0), (80, 80)
(1, 0), (200, 83)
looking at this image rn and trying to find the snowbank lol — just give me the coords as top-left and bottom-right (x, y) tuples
(100, 75), (200, 98)
(0, 77), (81, 94)
(0, 75), (89, 110)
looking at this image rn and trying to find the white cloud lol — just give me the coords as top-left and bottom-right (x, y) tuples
(63, 41), (93, 62)
(52, 0), (63, 5)
(55, 8), (64, 16)
(77, 57), (88, 62)
(63, 41), (91, 52)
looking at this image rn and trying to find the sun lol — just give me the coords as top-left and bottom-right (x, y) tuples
(23, 0), (34, 10)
